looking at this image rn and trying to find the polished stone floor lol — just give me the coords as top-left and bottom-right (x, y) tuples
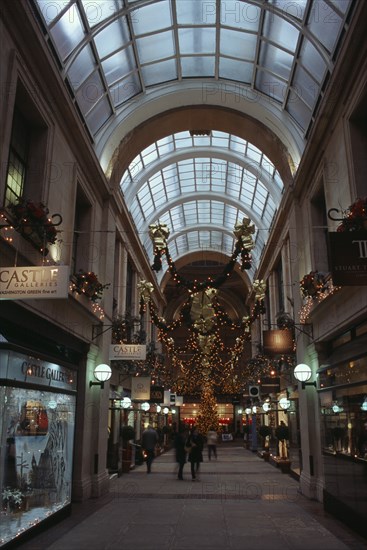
(16, 443), (367, 550)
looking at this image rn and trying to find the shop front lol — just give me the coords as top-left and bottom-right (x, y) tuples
(0, 345), (77, 547)
(318, 323), (367, 538)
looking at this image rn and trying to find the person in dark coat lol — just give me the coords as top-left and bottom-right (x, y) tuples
(174, 426), (187, 480)
(141, 425), (158, 473)
(186, 426), (204, 480)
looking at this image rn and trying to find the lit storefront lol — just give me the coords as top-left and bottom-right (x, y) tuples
(0, 345), (77, 547)
(318, 322), (367, 537)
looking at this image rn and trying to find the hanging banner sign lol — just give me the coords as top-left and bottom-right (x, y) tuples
(0, 265), (70, 300)
(109, 344), (146, 360)
(149, 385), (164, 403)
(262, 329), (294, 355)
(131, 376), (151, 401)
(328, 233), (367, 285)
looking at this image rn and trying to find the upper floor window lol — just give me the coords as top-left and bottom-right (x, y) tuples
(5, 110), (30, 206)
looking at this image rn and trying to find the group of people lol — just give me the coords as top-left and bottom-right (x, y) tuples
(174, 426), (218, 481)
(141, 424), (218, 480)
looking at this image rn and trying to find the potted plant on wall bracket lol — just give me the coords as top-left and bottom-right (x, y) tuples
(300, 270), (327, 299)
(71, 270), (110, 302)
(2, 198), (61, 255)
(336, 196), (367, 232)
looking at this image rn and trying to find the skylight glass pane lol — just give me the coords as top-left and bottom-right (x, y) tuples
(286, 92), (312, 131)
(142, 143), (158, 164)
(36, 0), (70, 24)
(299, 38), (327, 82)
(259, 43), (293, 80)
(176, 0), (216, 25)
(268, 0), (307, 20)
(229, 137), (245, 153)
(178, 28), (216, 55)
(102, 47), (136, 85)
(110, 73), (141, 106)
(50, 5), (85, 61)
(136, 31), (175, 63)
(220, 1), (260, 32)
(307, 0), (342, 53)
(329, 0), (351, 14)
(157, 136), (174, 155)
(175, 134), (193, 148)
(211, 132), (229, 147)
(68, 44), (95, 89)
(85, 96), (112, 134)
(292, 66), (318, 109)
(94, 18), (130, 59)
(263, 12), (299, 52)
(220, 29), (257, 60)
(255, 70), (285, 103)
(131, 1), (172, 36)
(81, 1), (124, 27)
(181, 56), (215, 77)
(221, 57), (253, 82)
(141, 59), (177, 86)
(246, 145), (261, 163)
(75, 70), (104, 114)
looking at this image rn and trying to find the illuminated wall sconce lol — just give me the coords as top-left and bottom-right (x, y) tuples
(294, 363), (317, 389)
(279, 397), (291, 410)
(163, 407), (169, 414)
(332, 402), (343, 413)
(141, 401), (150, 411)
(121, 397), (132, 409)
(156, 405), (162, 413)
(245, 407), (252, 415)
(262, 402), (270, 413)
(361, 398), (367, 412)
(89, 363), (112, 389)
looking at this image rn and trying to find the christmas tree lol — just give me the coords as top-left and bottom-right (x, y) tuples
(196, 381), (219, 434)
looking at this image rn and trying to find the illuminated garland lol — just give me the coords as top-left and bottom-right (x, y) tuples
(149, 217), (256, 282)
(299, 277), (341, 323)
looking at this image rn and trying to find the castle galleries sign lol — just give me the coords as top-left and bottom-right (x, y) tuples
(109, 344), (146, 361)
(0, 265), (70, 299)
(329, 233), (367, 285)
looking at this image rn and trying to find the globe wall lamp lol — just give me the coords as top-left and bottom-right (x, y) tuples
(279, 397), (291, 410)
(294, 363), (317, 389)
(262, 402), (270, 413)
(121, 397), (132, 409)
(141, 402), (150, 412)
(89, 363), (112, 389)
(163, 407), (169, 414)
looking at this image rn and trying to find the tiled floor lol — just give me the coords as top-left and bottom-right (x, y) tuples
(14, 444), (367, 550)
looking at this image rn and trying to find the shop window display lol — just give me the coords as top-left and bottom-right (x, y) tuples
(0, 386), (75, 546)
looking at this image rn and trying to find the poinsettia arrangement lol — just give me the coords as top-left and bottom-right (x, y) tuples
(300, 271), (327, 298)
(337, 197), (367, 232)
(9, 198), (58, 244)
(72, 270), (110, 302)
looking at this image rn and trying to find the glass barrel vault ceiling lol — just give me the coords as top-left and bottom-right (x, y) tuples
(121, 130), (283, 276)
(32, 0), (354, 277)
(34, 0), (354, 140)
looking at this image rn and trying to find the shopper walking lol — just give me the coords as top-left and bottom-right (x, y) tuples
(206, 427), (218, 460)
(185, 426), (204, 481)
(174, 425), (187, 480)
(141, 424), (159, 473)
